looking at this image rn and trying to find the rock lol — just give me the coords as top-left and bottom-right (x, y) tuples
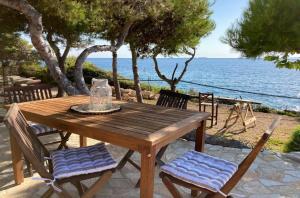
(120, 88), (128, 96)
(142, 90), (152, 99)
(122, 95), (136, 102)
(148, 93), (157, 100)
(128, 90), (136, 97)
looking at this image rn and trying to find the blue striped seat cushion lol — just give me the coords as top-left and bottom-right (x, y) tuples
(52, 143), (117, 179)
(28, 122), (57, 135)
(161, 151), (238, 192)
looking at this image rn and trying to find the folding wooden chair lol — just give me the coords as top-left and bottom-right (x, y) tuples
(3, 84), (71, 149)
(159, 117), (281, 198)
(4, 104), (117, 198)
(117, 89), (191, 187)
(199, 92), (219, 128)
(3, 84), (72, 175)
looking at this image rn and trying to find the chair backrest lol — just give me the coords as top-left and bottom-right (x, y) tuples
(221, 117), (281, 194)
(4, 103), (52, 179)
(156, 90), (191, 109)
(199, 92), (214, 103)
(3, 84), (54, 104)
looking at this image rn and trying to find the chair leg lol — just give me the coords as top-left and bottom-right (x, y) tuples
(81, 171), (113, 198)
(215, 105), (219, 125)
(54, 186), (73, 198)
(196, 192), (208, 198)
(135, 179), (141, 188)
(211, 104), (214, 128)
(117, 150), (134, 169)
(24, 157), (33, 176)
(57, 132), (72, 150)
(162, 175), (182, 198)
(41, 187), (54, 198)
(156, 145), (168, 167)
(71, 181), (85, 196)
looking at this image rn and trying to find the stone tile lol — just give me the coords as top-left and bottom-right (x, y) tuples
(240, 180), (271, 194)
(260, 179), (284, 187)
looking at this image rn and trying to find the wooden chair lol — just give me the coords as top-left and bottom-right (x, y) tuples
(117, 89), (191, 187)
(159, 117), (281, 198)
(4, 104), (117, 198)
(199, 92), (219, 128)
(3, 84), (71, 149)
(3, 84), (71, 175)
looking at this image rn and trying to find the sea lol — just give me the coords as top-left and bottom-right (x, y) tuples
(88, 58), (300, 111)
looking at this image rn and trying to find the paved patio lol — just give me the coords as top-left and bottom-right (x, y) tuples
(0, 123), (300, 198)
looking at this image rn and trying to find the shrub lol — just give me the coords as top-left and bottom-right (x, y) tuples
(253, 105), (274, 113)
(65, 57), (113, 85)
(19, 63), (54, 84)
(284, 126), (300, 152)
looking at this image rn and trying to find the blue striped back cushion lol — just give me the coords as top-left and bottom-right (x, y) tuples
(28, 122), (56, 135)
(161, 151), (238, 192)
(52, 143), (117, 179)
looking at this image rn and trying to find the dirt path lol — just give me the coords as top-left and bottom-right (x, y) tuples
(144, 99), (300, 152)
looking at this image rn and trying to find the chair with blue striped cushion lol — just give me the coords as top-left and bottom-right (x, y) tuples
(160, 118), (280, 198)
(52, 143), (117, 180)
(4, 104), (117, 198)
(4, 85), (72, 175)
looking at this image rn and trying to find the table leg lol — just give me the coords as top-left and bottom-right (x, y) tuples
(10, 132), (24, 185)
(140, 147), (156, 198)
(80, 135), (87, 147)
(195, 120), (206, 152)
(192, 120), (206, 196)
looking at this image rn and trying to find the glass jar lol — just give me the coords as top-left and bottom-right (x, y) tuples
(89, 78), (112, 111)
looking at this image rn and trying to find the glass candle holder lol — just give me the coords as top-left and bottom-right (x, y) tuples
(89, 78), (112, 111)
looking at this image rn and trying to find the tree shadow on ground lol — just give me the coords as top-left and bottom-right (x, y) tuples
(183, 129), (250, 149)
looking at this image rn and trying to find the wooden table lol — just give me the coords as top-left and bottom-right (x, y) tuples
(10, 96), (210, 198)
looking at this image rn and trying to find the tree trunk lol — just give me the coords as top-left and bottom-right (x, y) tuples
(56, 59), (66, 97)
(112, 48), (121, 100)
(130, 44), (143, 103)
(170, 83), (177, 92)
(0, 0), (79, 95)
(74, 21), (133, 95)
(46, 33), (71, 97)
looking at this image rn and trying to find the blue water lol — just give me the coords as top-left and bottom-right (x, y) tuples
(88, 58), (300, 111)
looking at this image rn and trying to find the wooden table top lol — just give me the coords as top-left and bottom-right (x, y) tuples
(17, 96), (210, 152)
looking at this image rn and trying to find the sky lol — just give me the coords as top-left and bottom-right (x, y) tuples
(68, 0), (250, 58)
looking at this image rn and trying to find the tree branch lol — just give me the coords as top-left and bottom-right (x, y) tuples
(171, 63), (178, 81)
(61, 41), (71, 62)
(152, 53), (172, 85)
(177, 47), (196, 82)
(46, 31), (61, 60)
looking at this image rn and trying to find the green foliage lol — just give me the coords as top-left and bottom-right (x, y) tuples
(253, 105), (300, 117)
(267, 138), (286, 152)
(19, 64), (53, 84)
(253, 105), (273, 113)
(65, 57), (113, 85)
(223, 0), (300, 69)
(127, 0), (215, 56)
(284, 126), (300, 152)
(0, 33), (39, 68)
